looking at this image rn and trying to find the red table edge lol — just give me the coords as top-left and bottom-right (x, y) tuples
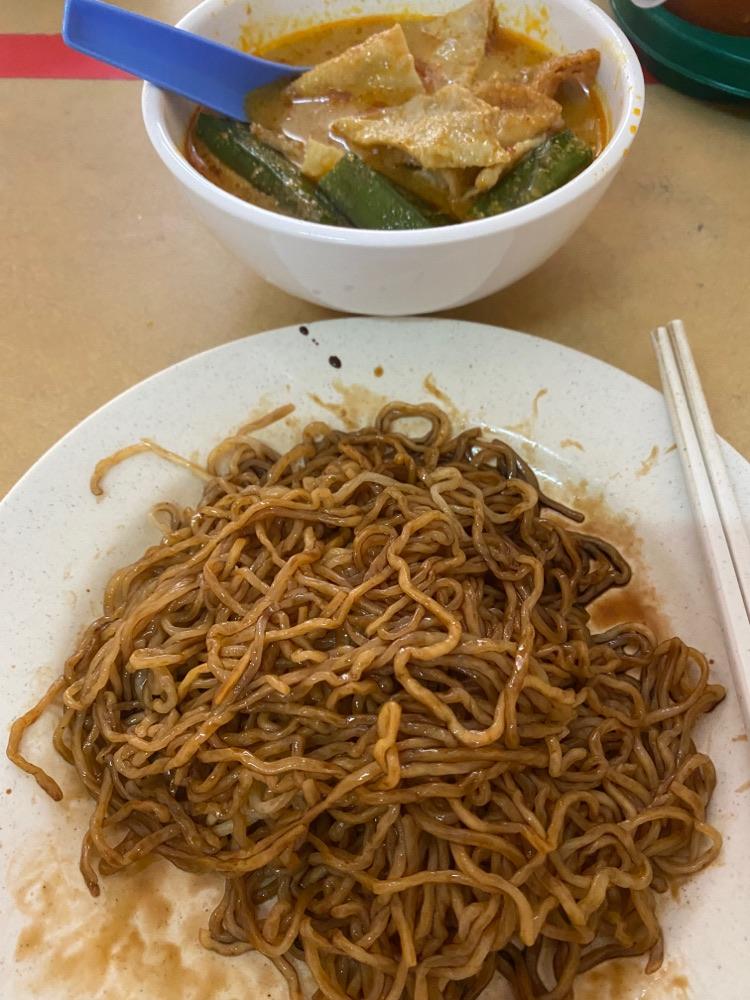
(0, 34), (134, 79)
(0, 32), (657, 83)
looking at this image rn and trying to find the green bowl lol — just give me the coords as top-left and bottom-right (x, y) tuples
(610, 0), (750, 101)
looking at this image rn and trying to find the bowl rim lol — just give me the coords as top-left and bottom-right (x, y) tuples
(142, 0), (645, 248)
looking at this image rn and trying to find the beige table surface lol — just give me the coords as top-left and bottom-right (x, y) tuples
(2, 0), (749, 498)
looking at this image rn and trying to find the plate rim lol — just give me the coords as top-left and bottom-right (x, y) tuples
(3, 317), (748, 516)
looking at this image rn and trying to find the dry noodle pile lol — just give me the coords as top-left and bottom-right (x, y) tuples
(9, 403), (725, 1000)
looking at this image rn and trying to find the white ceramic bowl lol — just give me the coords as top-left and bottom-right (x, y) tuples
(142, 0), (644, 316)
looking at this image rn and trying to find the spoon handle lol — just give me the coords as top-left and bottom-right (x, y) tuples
(62, 0), (298, 121)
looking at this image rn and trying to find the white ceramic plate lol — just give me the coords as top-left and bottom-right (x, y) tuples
(1, 318), (748, 1000)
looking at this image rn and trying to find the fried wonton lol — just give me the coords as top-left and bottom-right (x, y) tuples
(286, 26), (425, 106)
(334, 83), (559, 172)
(410, 0), (494, 91)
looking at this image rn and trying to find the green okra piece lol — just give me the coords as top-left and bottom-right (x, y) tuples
(471, 130), (594, 218)
(195, 113), (347, 226)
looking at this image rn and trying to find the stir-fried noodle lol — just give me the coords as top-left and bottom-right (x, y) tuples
(8, 403), (724, 999)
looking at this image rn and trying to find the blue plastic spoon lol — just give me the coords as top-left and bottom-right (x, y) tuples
(62, 0), (304, 121)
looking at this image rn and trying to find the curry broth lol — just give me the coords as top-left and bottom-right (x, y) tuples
(187, 13), (608, 221)
(255, 15), (423, 65)
(252, 16), (607, 153)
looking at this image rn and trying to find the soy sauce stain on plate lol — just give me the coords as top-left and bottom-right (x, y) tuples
(637, 445), (660, 478)
(308, 380), (389, 429)
(423, 373), (452, 405)
(503, 387), (549, 438)
(553, 486), (671, 637)
(10, 840), (281, 1000)
(7, 765), (279, 999)
(422, 374), (467, 426)
(531, 387), (548, 416)
(576, 958), (690, 1000)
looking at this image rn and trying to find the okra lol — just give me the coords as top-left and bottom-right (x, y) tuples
(319, 154), (433, 230)
(195, 114), (346, 226)
(471, 130), (593, 218)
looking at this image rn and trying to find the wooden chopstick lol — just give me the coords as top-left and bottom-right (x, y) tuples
(652, 320), (750, 731)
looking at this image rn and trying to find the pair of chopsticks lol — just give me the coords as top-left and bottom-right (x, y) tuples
(653, 320), (750, 732)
